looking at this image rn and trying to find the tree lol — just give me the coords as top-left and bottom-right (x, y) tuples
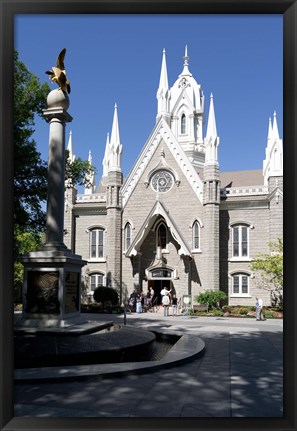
(14, 52), (96, 299)
(65, 150), (96, 189)
(14, 227), (44, 302)
(250, 238), (283, 306)
(14, 51), (97, 234)
(14, 50), (50, 234)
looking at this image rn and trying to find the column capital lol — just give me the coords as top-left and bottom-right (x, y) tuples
(43, 107), (73, 123)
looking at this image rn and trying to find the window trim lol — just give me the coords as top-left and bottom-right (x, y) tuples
(181, 113), (186, 135)
(230, 272), (251, 297)
(89, 227), (105, 261)
(231, 224), (249, 258)
(191, 220), (201, 252)
(155, 221), (168, 252)
(124, 222), (132, 251)
(89, 272), (105, 292)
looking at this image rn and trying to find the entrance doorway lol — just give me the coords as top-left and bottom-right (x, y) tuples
(148, 280), (172, 305)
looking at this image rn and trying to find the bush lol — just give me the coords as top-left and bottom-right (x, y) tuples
(211, 309), (224, 317)
(194, 290), (227, 309)
(93, 286), (119, 307)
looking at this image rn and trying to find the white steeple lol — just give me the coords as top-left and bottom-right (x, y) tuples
(263, 111), (283, 185)
(102, 132), (110, 178)
(179, 45), (192, 77)
(109, 103), (122, 172)
(272, 110), (280, 141)
(156, 49), (170, 121)
(65, 130), (76, 188)
(84, 150), (96, 194)
(204, 93), (219, 165)
(67, 130), (75, 163)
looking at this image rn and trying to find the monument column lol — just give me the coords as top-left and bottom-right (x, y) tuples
(17, 64), (87, 327)
(43, 90), (72, 249)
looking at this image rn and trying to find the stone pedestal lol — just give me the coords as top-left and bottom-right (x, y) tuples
(17, 250), (87, 328)
(17, 89), (87, 329)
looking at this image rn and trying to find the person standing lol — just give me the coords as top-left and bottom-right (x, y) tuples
(162, 292), (170, 316)
(255, 297), (265, 321)
(172, 295), (178, 316)
(136, 294), (142, 313)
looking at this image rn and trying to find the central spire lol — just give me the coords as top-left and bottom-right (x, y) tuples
(180, 45), (192, 77)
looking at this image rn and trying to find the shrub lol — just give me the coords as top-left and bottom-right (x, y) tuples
(211, 309), (224, 317)
(93, 286), (119, 307)
(194, 290), (227, 309)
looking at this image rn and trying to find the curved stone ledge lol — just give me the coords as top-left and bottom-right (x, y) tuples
(15, 331), (205, 382)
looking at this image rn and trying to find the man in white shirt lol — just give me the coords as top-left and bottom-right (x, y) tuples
(256, 297), (265, 321)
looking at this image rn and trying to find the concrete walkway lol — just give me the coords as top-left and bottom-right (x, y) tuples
(14, 311), (283, 418)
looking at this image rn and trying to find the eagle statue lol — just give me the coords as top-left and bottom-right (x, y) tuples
(46, 48), (71, 94)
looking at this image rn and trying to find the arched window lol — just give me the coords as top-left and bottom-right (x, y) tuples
(232, 273), (249, 295)
(192, 221), (200, 250)
(124, 223), (132, 250)
(232, 224), (249, 258)
(157, 222), (167, 249)
(181, 114), (186, 134)
(90, 273), (104, 291)
(89, 228), (104, 259)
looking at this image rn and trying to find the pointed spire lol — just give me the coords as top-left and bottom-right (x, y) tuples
(67, 130), (75, 163)
(109, 103), (122, 172)
(84, 149), (95, 194)
(158, 48), (169, 92)
(272, 111), (280, 141)
(263, 111), (283, 184)
(88, 149), (92, 164)
(267, 117), (272, 141)
(102, 132), (110, 178)
(157, 48), (170, 120)
(180, 45), (192, 77)
(204, 93), (219, 164)
(206, 93), (217, 141)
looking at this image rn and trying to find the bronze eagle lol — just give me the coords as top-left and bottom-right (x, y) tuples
(46, 48), (71, 94)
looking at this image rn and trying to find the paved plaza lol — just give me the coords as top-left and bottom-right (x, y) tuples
(14, 311), (283, 418)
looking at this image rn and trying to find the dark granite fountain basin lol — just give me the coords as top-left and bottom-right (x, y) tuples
(14, 325), (177, 368)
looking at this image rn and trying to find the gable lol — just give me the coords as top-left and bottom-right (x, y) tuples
(121, 117), (204, 207)
(125, 200), (192, 258)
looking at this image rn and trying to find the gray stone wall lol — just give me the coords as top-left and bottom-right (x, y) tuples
(220, 198), (271, 306)
(122, 141), (205, 300)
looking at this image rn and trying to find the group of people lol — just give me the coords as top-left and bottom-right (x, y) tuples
(129, 290), (266, 320)
(127, 286), (179, 316)
(160, 287), (179, 317)
(128, 287), (155, 314)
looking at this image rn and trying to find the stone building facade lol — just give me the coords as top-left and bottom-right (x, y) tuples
(64, 48), (283, 307)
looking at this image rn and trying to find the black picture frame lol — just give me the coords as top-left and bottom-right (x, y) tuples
(1, 1), (296, 430)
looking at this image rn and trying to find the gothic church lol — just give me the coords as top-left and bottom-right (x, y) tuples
(64, 48), (283, 307)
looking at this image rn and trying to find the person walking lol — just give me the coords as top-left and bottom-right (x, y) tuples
(255, 296), (265, 321)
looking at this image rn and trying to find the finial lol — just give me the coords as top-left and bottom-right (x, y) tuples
(183, 45), (189, 66)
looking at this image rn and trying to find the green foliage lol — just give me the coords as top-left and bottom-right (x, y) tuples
(211, 309), (224, 317)
(250, 238), (283, 306)
(194, 290), (227, 309)
(14, 51), (97, 233)
(65, 150), (97, 188)
(14, 50), (50, 233)
(93, 286), (119, 307)
(14, 227), (44, 302)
